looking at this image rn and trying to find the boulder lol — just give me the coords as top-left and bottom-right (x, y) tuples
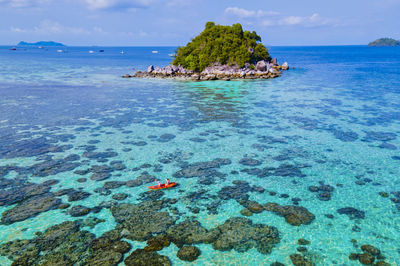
(171, 65), (179, 72)
(281, 62), (289, 70)
(255, 60), (267, 71)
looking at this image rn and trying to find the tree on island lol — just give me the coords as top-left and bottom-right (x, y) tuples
(172, 22), (270, 71)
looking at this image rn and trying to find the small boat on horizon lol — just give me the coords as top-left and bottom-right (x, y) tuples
(38, 46), (43, 49)
(57, 49), (63, 53)
(120, 51), (125, 54)
(168, 53), (176, 57)
(99, 49), (104, 52)
(89, 50), (95, 54)
(9, 47), (16, 51)
(152, 50), (159, 54)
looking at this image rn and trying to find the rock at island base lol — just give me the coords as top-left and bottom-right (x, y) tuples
(130, 61), (286, 81)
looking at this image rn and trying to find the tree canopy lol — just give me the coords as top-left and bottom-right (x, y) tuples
(172, 22), (270, 71)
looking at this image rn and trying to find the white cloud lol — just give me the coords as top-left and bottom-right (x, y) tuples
(0, 0), (51, 8)
(225, 7), (337, 28)
(10, 20), (89, 35)
(278, 13), (331, 27)
(10, 26), (26, 33)
(225, 7), (279, 18)
(84, 0), (153, 10)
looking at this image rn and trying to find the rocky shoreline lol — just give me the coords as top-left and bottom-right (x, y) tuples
(123, 59), (289, 81)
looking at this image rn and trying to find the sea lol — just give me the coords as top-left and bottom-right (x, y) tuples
(0, 45), (400, 265)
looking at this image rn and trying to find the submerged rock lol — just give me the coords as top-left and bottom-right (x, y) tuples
(290, 253), (314, 266)
(0, 181), (51, 207)
(124, 249), (171, 266)
(68, 205), (91, 217)
(111, 201), (176, 241)
(177, 246), (201, 262)
(264, 203), (315, 226)
(173, 158), (231, 178)
(144, 235), (170, 252)
(166, 219), (217, 247)
(0, 221), (95, 265)
(337, 207), (365, 219)
(67, 191), (91, 202)
(212, 217), (280, 254)
(1, 193), (61, 224)
(239, 157), (262, 166)
(218, 180), (259, 203)
(112, 193), (128, 201)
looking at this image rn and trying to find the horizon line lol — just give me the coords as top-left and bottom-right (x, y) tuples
(0, 44), (374, 47)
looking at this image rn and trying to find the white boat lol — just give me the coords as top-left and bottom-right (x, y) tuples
(38, 46), (43, 49)
(89, 50), (95, 54)
(168, 53), (176, 57)
(152, 50), (159, 54)
(57, 49), (63, 53)
(120, 51), (125, 54)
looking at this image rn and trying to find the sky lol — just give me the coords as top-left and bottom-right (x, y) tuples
(0, 0), (399, 46)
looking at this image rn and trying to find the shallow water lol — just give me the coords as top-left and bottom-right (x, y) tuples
(0, 45), (400, 265)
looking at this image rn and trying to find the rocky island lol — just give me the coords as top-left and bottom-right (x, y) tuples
(17, 41), (66, 47)
(124, 22), (289, 81)
(368, 38), (400, 47)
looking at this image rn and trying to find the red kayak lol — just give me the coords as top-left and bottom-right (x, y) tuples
(148, 182), (177, 190)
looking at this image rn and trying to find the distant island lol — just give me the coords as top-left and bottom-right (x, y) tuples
(368, 38), (400, 47)
(127, 22), (289, 81)
(17, 41), (66, 47)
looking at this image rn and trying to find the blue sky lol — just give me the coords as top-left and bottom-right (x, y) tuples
(0, 0), (399, 46)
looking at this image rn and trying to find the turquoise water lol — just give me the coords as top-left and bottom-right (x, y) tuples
(0, 45), (400, 265)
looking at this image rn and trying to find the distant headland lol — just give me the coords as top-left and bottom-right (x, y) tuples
(125, 22), (289, 81)
(368, 38), (400, 47)
(17, 41), (66, 47)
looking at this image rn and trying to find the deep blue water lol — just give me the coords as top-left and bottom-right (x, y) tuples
(0, 45), (400, 265)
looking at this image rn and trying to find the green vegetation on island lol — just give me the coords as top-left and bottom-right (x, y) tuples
(17, 41), (66, 47)
(368, 38), (400, 47)
(172, 22), (270, 71)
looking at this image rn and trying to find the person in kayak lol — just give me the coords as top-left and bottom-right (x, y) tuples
(166, 178), (171, 185)
(155, 179), (161, 187)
